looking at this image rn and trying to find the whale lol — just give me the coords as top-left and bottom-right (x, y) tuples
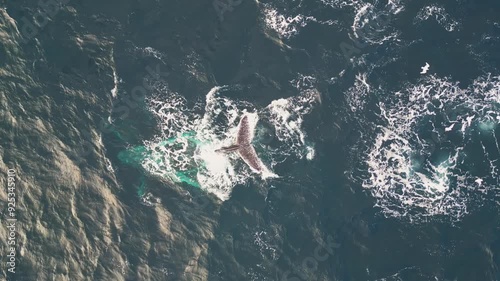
(215, 114), (265, 173)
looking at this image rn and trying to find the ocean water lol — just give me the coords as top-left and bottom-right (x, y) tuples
(0, 0), (499, 280)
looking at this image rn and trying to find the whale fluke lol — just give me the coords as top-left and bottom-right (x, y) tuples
(215, 114), (264, 172)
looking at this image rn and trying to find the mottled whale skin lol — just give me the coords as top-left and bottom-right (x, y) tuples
(215, 115), (264, 172)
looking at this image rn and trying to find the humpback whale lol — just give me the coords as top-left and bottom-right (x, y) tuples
(215, 114), (265, 173)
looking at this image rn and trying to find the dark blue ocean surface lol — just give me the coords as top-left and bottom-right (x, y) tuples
(0, 0), (499, 280)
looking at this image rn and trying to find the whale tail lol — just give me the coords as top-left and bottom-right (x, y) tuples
(215, 114), (264, 172)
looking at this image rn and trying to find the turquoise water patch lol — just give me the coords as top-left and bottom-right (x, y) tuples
(478, 120), (497, 132)
(118, 131), (203, 188)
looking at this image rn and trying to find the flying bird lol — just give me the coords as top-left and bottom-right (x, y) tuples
(420, 62), (430, 74)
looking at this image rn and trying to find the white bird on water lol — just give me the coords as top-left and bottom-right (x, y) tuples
(420, 62), (430, 74)
(475, 178), (483, 186)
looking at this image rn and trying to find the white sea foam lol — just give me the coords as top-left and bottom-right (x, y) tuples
(290, 74), (317, 90)
(346, 72), (371, 112)
(320, 0), (401, 46)
(262, 5), (313, 39)
(351, 3), (400, 46)
(261, 3), (339, 39)
(261, 0), (402, 42)
(135, 46), (166, 62)
(110, 48), (119, 98)
(253, 230), (279, 260)
(359, 74), (500, 221)
(415, 5), (460, 32)
(320, 0), (362, 10)
(386, 0), (404, 15)
(266, 89), (319, 160)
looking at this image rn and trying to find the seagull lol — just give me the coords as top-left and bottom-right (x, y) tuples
(420, 62), (430, 74)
